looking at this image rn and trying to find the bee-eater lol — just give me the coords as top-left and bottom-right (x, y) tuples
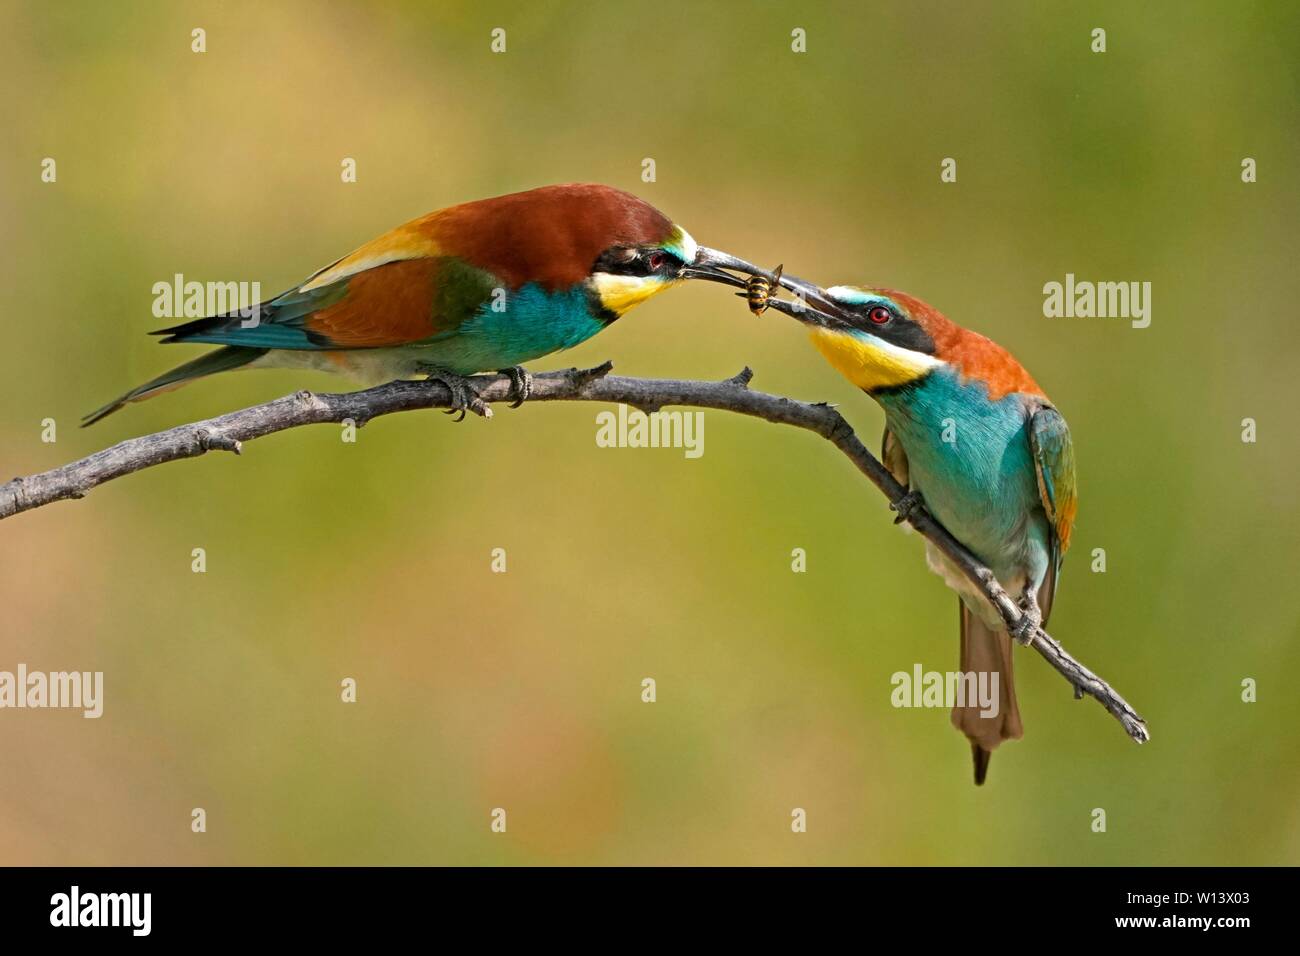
(84, 183), (750, 425)
(749, 275), (1077, 784)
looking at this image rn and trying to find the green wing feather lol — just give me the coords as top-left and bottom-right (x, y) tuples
(149, 256), (500, 351)
(1027, 405), (1077, 620)
(881, 426), (910, 489)
(82, 345), (267, 426)
(148, 280), (349, 349)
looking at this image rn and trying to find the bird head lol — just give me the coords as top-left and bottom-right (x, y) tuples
(431, 183), (772, 319)
(578, 193), (775, 319)
(587, 221), (708, 317)
(764, 277), (1045, 401)
(775, 279), (946, 393)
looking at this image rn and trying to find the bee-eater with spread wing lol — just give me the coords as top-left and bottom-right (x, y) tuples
(702, 269), (1077, 784)
(85, 183), (753, 425)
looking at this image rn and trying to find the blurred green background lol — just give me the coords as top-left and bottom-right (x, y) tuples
(1, 0), (1297, 865)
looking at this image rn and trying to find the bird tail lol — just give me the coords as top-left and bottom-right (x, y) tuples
(951, 601), (1023, 785)
(82, 345), (268, 426)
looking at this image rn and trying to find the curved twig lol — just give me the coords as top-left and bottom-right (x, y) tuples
(0, 362), (1149, 743)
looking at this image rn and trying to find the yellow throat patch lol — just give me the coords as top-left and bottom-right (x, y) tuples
(592, 274), (676, 317)
(807, 326), (940, 392)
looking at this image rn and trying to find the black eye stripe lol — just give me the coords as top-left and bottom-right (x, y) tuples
(593, 247), (677, 278)
(844, 302), (936, 354)
(593, 248), (646, 276)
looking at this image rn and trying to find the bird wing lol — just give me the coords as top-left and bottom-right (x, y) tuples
(1027, 405), (1077, 621)
(881, 426), (910, 488)
(296, 213), (443, 293)
(301, 256), (497, 348)
(151, 215), (500, 350)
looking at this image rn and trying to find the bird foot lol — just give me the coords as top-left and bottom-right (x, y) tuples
(498, 366), (533, 408)
(1011, 599), (1042, 646)
(890, 489), (924, 524)
(422, 370), (491, 422)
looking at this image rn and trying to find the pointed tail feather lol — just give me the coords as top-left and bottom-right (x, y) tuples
(82, 346), (267, 426)
(952, 601), (1023, 785)
(971, 743), (991, 786)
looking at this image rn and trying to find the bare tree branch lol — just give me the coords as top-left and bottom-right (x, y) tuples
(0, 362), (1149, 743)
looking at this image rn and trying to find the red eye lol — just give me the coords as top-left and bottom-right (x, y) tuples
(647, 252), (666, 271)
(868, 305), (892, 324)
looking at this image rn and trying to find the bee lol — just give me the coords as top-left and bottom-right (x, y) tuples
(741, 264), (783, 315)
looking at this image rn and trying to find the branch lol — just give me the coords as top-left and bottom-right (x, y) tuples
(1, 362), (1148, 744)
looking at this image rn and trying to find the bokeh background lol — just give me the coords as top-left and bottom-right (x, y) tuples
(1, 0), (1296, 865)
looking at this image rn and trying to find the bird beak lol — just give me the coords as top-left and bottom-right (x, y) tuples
(768, 273), (856, 325)
(748, 273), (853, 332)
(679, 246), (773, 288)
(682, 247), (856, 332)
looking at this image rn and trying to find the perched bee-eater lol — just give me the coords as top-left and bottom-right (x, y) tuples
(738, 274), (1077, 784)
(85, 183), (750, 425)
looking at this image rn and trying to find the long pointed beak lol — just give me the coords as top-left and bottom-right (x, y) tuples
(763, 294), (852, 331)
(769, 273), (857, 325)
(683, 246), (855, 332)
(690, 247), (854, 319)
(680, 246), (775, 288)
(691, 246), (779, 280)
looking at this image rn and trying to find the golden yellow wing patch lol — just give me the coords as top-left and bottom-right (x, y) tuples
(300, 213), (445, 292)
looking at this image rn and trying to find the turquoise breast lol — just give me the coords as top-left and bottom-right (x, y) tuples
(878, 368), (1044, 575)
(422, 283), (607, 374)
